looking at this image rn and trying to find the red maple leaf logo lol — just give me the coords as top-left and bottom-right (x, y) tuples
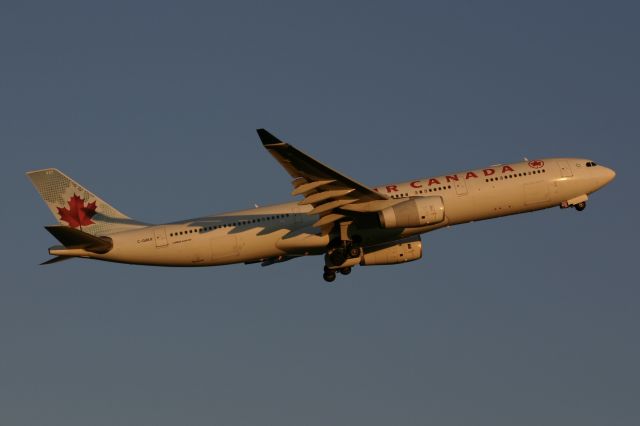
(57, 194), (97, 228)
(528, 160), (544, 169)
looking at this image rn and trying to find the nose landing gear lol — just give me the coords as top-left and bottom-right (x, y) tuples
(561, 195), (588, 212)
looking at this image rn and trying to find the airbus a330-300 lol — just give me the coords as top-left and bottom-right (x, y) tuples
(28, 129), (616, 282)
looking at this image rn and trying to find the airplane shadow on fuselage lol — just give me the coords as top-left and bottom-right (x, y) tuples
(180, 212), (406, 245)
(93, 213), (150, 227)
(181, 213), (309, 240)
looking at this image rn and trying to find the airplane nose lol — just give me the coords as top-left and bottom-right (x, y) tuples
(603, 166), (616, 184)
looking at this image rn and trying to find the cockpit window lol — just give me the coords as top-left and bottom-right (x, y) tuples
(586, 161), (598, 167)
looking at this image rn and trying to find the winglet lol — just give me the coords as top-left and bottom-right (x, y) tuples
(257, 129), (285, 146)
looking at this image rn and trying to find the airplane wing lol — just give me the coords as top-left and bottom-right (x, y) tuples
(257, 129), (393, 230)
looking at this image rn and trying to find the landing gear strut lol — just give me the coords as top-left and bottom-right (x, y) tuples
(329, 248), (347, 266)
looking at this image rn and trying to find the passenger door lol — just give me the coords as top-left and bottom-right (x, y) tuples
(558, 160), (573, 177)
(154, 227), (168, 248)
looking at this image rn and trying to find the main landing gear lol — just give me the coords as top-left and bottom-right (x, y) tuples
(322, 265), (354, 283)
(322, 221), (361, 283)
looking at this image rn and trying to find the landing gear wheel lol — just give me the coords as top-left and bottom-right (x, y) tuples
(323, 271), (336, 282)
(339, 267), (352, 275)
(348, 246), (360, 258)
(575, 201), (586, 211)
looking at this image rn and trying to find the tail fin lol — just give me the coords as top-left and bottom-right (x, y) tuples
(27, 168), (147, 236)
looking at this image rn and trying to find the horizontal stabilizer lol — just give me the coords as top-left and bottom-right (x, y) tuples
(45, 226), (113, 254)
(245, 255), (300, 267)
(40, 256), (73, 265)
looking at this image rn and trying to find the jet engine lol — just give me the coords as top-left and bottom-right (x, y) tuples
(360, 236), (422, 266)
(378, 196), (445, 228)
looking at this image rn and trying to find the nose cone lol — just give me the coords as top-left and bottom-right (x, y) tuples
(603, 166), (616, 185)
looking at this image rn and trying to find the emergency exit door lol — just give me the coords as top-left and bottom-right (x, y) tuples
(453, 178), (468, 196)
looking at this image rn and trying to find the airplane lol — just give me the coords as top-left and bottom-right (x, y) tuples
(27, 129), (616, 282)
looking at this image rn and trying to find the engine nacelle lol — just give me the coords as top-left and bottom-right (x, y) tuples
(360, 236), (423, 266)
(378, 196), (445, 228)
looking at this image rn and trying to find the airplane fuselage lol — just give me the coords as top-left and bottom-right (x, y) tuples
(57, 157), (614, 267)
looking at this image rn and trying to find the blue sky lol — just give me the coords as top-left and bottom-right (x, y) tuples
(1, 1), (638, 425)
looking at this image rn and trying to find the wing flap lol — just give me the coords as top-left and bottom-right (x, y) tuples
(298, 189), (355, 205)
(291, 180), (335, 196)
(307, 199), (357, 215)
(312, 213), (346, 227)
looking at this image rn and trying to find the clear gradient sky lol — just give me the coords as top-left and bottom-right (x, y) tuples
(1, 1), (638, 425)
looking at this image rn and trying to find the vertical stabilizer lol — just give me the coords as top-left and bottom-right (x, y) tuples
(27, 168), (147, 236)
